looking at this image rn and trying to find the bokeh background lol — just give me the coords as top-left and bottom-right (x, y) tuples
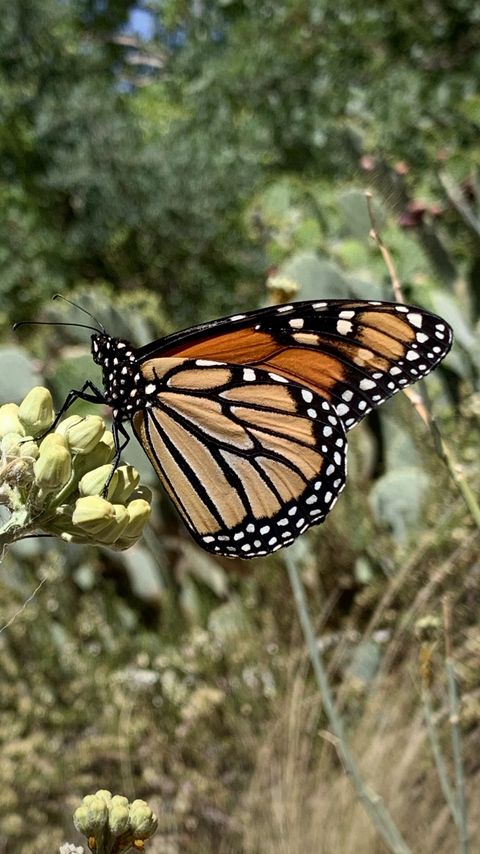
(1, 1), (480, 851)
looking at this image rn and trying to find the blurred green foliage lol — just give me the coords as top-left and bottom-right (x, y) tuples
(1, 1), (480, 851)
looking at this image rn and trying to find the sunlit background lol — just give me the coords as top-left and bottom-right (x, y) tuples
(1, 1), (479, 851)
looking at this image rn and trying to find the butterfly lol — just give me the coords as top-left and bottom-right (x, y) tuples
(37, 298), (453, 558)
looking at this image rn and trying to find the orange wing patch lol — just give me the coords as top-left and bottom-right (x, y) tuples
(131, 359), (347, 558)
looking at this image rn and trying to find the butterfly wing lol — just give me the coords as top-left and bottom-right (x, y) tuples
(132, 358), (346, 558)
(136, 300), (453, 430)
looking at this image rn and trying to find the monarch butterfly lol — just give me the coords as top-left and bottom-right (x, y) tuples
(20, 298), (453, 558)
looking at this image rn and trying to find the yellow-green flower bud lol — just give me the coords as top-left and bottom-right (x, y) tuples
(18, 437), (39, 460)
(110, 795), (129, 809)
(78, 464), (118, 499)
(94, 504), (130, 545)
(73, 796), (108, 834)
(95, 789), (112, 803)
(39, 432), (68, 454)
(72, 805), (89, 834)
(1, 432), (24, 457)
(129, 799), (158, 838)
(56, 415), (105, 454)
(33, 443), (72, 491)
(112, 498), (152, 550)
(108, 804), (130, 836)
(0, 404), (25, 439)
(18, 387), (54, 437)
(72, 496), (116, 534)
(125, 499), (152, 538)
(109, 465), (140, 503)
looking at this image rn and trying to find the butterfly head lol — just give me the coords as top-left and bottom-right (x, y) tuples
(91, 332), (136, 368)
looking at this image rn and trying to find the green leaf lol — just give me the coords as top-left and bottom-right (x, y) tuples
(369, 467), (430, 544)
(278, 252), (350, 300)
(0, 348), (41, 403)
(338, 189), (385, 241)
(121, 544), (166, 603)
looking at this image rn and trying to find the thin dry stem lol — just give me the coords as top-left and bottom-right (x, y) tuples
(365, 192), (480, 534)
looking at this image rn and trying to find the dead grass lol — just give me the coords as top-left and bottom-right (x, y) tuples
(240, 647), (480, 854)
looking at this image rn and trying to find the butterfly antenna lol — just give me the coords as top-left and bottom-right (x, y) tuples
(52, 294), (105, 332)
(13, 320), (101, 334)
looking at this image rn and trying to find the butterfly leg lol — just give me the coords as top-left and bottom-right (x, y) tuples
(42, 381), (106, 437)
(101, 420), (131, 497)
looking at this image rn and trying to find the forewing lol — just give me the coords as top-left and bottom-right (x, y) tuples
(132, 359), (347, 558)
(136, 300), (453, 431)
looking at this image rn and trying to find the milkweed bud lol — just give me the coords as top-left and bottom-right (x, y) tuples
(18, 387), (54, 437)
(72, 495), (116, 534)
(56, 415), (105, 454)
(113, 499), (152, 550)
(94, 503), (130, 545)
(78, 464), (118, 499)
(39, 432), (68, 453)
(73, 795), (108, 834)
(33, 443), (72, 491)
(266, 275), (300, 305)
(129, 799), (158, 839)
(110, 795), (129, 809)
(109, 465), (140, 503)
(18, 437), (39, 460)
(108, 803), (130, 836)
(95, 789), (113, 803)
(1, 432), (24, 457)
(0, 404), (25, 439)
(125, 499), (152, 538)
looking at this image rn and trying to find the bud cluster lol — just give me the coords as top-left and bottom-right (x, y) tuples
(0, 387), (151, 551)
(73, 790), (158, 853)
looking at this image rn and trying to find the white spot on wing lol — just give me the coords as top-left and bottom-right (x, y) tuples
(407, 312), (422, 328)
(337, 319), (353, 335)
(359, 378), (376, 390)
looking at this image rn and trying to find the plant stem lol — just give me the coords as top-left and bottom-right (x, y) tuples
(285, 549), (411, 854)
(366, 193), (480, 535)
(422, 686), (459, 824)
(443, 597), (469, 854)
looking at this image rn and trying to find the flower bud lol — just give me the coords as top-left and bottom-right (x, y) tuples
(266, 275), (300, 304)
(18, 437), (39, 460)
(0, 404), (25, 438)
(126, 499), (152, 538)
(33, 443), (72, 491)
(18, 387), (54, 437)
(94, 503), (130, 545)
(72, 496), (116, 534)
(56, 415), (105, 454)
(78, 465), (118, 499)
(109, 465), (140, 503)
(113, 499), (152, 550)
(73, 796), (108, 834)
(1, 432), (24, 457)
(39, 432), (68, 454)
(110, 795), (129, 809)
(94, 789), (112, 803)
(108, 804), (130, 836)
(129, 799), (158, 838)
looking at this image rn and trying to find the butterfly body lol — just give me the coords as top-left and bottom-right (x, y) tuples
(62, 299), (452, 558)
